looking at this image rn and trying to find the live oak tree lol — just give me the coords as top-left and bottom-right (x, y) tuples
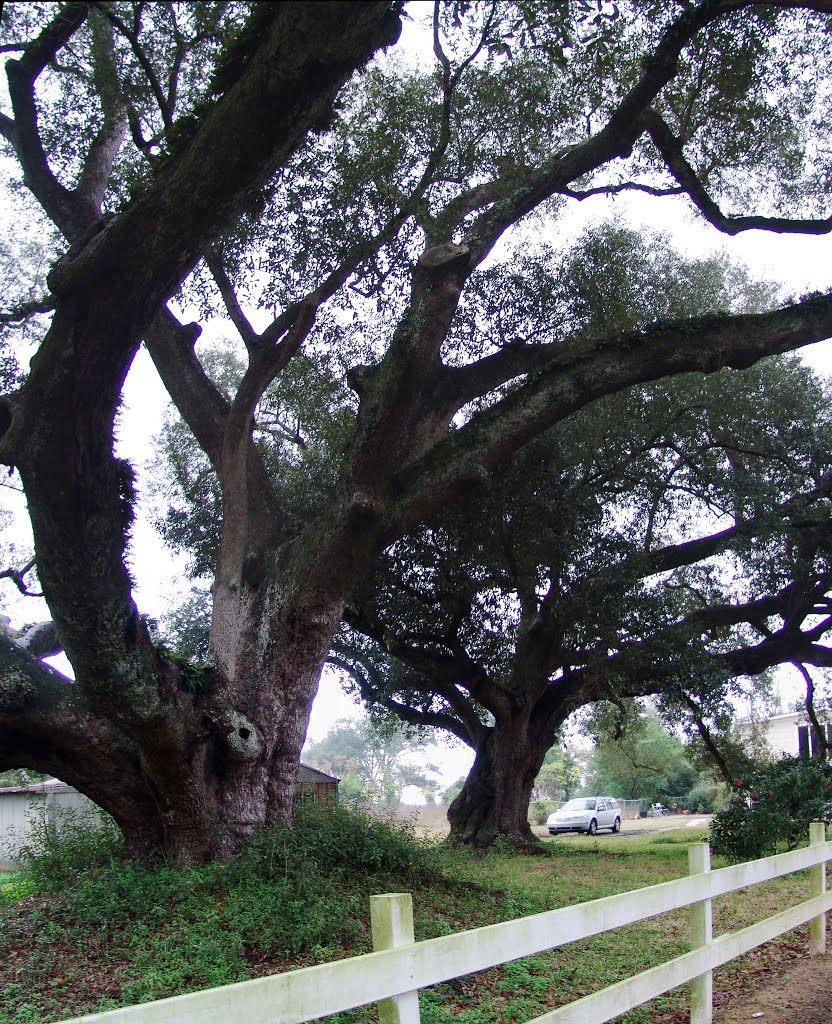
(153, 223), (821, 846)
(2, 2), (832, 863)
(335, 351), (832, 846)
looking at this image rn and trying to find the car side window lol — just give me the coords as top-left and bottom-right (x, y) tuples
(597, 799), (606, 811)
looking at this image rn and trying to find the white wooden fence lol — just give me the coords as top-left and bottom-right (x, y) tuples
(58, 824), (832, 1024)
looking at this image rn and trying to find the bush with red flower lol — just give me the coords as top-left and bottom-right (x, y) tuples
(710, 756), (832, 861)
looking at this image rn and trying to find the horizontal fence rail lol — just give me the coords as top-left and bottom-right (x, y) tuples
(59, 825), (831, 1024)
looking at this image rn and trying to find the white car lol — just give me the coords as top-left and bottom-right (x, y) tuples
(547, 797), (622, 836)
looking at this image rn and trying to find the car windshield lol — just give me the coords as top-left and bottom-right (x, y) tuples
(560, 799), (596, 811)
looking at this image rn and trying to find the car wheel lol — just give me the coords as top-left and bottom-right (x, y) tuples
(587, 818), (597, 835)
(612, 817), (621, 834)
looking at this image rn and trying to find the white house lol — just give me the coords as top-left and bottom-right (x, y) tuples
(736, 710), (832, 760)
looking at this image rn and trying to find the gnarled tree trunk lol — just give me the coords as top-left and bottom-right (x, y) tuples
(447, 715), (554, 849)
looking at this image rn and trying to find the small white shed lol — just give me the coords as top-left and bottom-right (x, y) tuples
(0, 778), (98, 870)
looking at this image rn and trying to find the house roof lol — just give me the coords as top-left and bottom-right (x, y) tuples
(0, 778), (73, 795)
(737, 710), (829, 727)
(298, 763), (340, 784)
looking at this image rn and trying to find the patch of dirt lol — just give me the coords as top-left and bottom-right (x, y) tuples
(715, 952), (832, 1024)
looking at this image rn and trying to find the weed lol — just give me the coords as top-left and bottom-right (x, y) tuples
(0, 808), (815, 1024)
(0, 872), (32, 906)
(12, 806), (124, 893)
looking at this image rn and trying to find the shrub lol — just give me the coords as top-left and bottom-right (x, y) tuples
(710, 756), (832, 861)
(232, 800), (437, 883)
(684, 783), (721, 814)
(529, 801), (556, 825)
(13, 806), (124, 892)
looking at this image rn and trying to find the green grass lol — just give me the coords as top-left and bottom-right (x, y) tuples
(0, 809), (816, 1024)
(0, 871), (32, 907)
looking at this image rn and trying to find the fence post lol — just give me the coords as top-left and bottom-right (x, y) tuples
(810, 821), (827, 955)
(688, 843), (713, 1024)
(371, 893), (421, 1024)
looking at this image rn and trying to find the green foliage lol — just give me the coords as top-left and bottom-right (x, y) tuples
(710, 756), (832, 860)
(338, 772), (371, 807)
(12, 807), (124, 893)
(0, 769), (47, 787)
(583, 704), (703, 804)
(529, 800), (556, 826)
(0, 872), (32, 907)
(159, 587), (212, 662)
(442, 776), (467, 804)
(684, 783), (723, 814)
(0, 803), (808, 1024)
(303, 716), (438, 807)
(532, 747), (582, 802)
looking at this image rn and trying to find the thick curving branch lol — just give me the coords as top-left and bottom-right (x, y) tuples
(4, 2), (92, 241)
(387, 293), (832, 538)
(0, 631), (162, 852)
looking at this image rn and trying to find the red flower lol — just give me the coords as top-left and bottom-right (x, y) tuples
(824, 781), (830, 789)
(751, 793), (758, 800)
(768, 791), (775, 797)
(737, 780), (743, 787)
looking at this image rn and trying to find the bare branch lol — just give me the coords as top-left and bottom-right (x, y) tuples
(558, 182), (685, 201)
(205, 250), (258, 350)
(0, 554), (42, 597)
(795, 660), (830, 758)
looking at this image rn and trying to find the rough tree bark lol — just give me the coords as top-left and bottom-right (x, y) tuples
(0, 1), (404, 864)
(2, 2), (832, 863)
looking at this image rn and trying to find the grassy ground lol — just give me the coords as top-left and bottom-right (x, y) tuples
(0, 805), (817, 1024)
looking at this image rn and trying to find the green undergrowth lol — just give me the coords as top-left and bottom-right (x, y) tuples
(0, 809), (813, 1024)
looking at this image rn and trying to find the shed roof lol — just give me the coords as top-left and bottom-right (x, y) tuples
(298, 763), (340, 784)
(0, 778), (72, 795)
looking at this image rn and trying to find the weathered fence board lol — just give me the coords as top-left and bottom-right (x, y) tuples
(56, 830), (831, 1024)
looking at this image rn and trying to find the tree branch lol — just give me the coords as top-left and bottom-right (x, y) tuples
(0, 295), (55, 325)
(94, 2), (174, 133)
(0, 630), (163, 852)
(645, 110), (832, 236)
(387, 293), (832, 538)
(0, 554), (42, 597)
(795, 660), (830, 758)
(4, 2), (92, 241)
(74, 8), (128, 217)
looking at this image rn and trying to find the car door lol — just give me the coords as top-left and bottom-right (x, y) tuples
(595, 798), (610, 828)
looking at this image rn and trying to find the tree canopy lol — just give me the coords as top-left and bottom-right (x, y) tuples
(1, 1), (832, 862)
(582, 704), (700, 805)
(303, 716), (438, 807)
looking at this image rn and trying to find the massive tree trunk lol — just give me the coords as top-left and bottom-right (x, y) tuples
(447, 713), (556, 849)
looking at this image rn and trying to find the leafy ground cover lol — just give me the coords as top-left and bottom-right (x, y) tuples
(0, 806), (817, 1024)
